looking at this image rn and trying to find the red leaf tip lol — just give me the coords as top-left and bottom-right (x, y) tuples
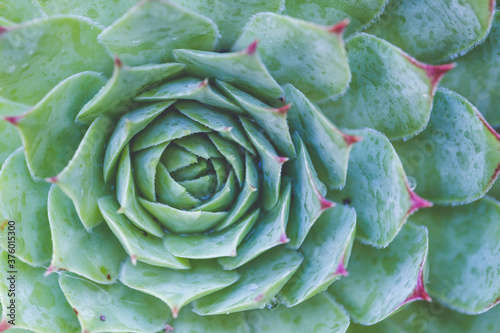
(407, 184), (432, 215)
(342, 133), (362, 146)
(0, 320), (12, 332)
(114, 57), (123, 68)
(329, 19), (350, 35)
(44, 265), (57, 277)
(273, 103), (292, 115)
(171, 307), (179, 319)
(246, 40), (259, 55)
(4, 115), (22, 126)
(401, 267), (432, 306)
(279, 233), (290, 244)
(46, 177), (59, 184)
(200, 78), (209, 87)
(334, 261), (349, 277)
(275, 156), (289, 164)
(404, 55), (456, 89)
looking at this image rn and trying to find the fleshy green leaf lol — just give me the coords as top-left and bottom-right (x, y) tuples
(0, 16), (113, 105)
(208, 133), (245, 187)
(329, 222), (430, 325)
(219, 183), (291, 270)
(283, 0), (387, 35)
(120, 260), (239, 317)
(47, 185), (127, 284)
(163, 209), (259, 259)
(410, 197), (500, 314)
(99, 0), (220, 66)
(279, 205), (356, 306)
(0, 0), (44, 24)
(171, 0), (284, 50)
(0, 252), (80, 332)
(441, 12), (500, 126)
(175, 134), (222, 159)
(319, 33), (452, 140)
(13, 72), (105, 179)
(196, 171), (237, 212)
(162, 144), (198, 172)
(0, 97), (27, 166)
(76, 61), (184, 125)
(37, 0), (139, 26)
(157, 162), (202, 209)
(246, 294), (350, 333)
(98, 196), (190, 269)
(59, 274), (170, 333)
(194, 247), (303, 315)
(393, 88), (500, 205)
(171, 306), (250, 333)
(284, 84), (354, 190)
(366, 0), (495, 62)
(131, 142), (167, 202)
(0, 148), (51, 266)
(233, 12), (350, 102)
(173, 47), (284, 102)
(55, 116), (113, 229)
(329, 128), (431, 247)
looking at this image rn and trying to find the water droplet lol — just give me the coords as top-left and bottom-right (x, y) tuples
(407, 176), (417, 190)
(249, 283), (258, 291)
(266, 297), (279, 309)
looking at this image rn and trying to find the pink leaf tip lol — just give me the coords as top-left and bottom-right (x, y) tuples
(114, 57), (123, 68)
(200, 78), (209, 87)
(342, 133), (362, 146)
(46, 177), (59, 184)
(0, 320), (12, 332)
(171, 307), (179, 319)
(0, 26), (8, 35)
(275, 156), (289, 164)
(407, 183), (432, 215)
(4, 115), (22, 126)
(44, 265), (57, 277)
(401, 267), (432, 306)
(404, 55), (456, 90)
(246, 40), (259, 55)
(279, 233), (290, 244)
(329, 19), (350, 35)
(334, 261), (349, 277)
(273, 103), (292, 115)
(130, 255), (138, 265)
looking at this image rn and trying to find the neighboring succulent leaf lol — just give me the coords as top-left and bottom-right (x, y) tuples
(283, 0), (387, 35)
(10, 72), (105, 179)
(171, 0), (284, 50)
(77, 61), (184, 125)
(98, 196), (189, 269)
(0, 148), (51, 266)
(99, 0), (219, 66)
(393, 88), (500, 205)
(0, 0), (45, 24)
(363, 302), (500, 333)
(0, 251), (80, 332)
(171, 306), (250, 333)
(173, 47), (284, 102)
(441, 12), (500, 126)
(194, 247), (303, 315)
(284, 84), (356, 190)
(329, 223), (430, 325)
(366, 0), (496, 63)
(233, 13), (350, 102)
(0, 16), (113, 105)
(59, 274), (171, 333)
(410, 197), (500, 314)
(279, 205), (356, 306)
(37, 0), (139, 26)
(219, 183), (291, 270)
(47, 186), (127, 284)
(320, 33), (455, 140)
(54, 116), (113, 229)
(120, 260), (239, 317)
(246, 294), (350, 333)
(329, 128), (431, 247)
(0, 97), (28, 165)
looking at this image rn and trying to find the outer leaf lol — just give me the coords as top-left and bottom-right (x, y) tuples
(47, 186), (127, 284)
(441, 12), (500, 126)
(329, 129), (431, 247)
(0, 148), (51, 266)
(410, 197), (500, 314)
(76, 61), (184, 124)
(279, 205), (356, 306)
(12, 72), (105, 179)
(0, 97), (27, 166)
(120, 260), (239, 317)
(246, 294), (350, 333)
(329, 223), (430, 325)
(59, 275), (170, 333)
(194, 247), (303, 315)
(171, 0), (284, 50)
(98, 196), (188, 269)
(320, 33), (453, 140)
(393, 89), (500, 205)
(283, 0), (387, 35)
(219, 183), (291, 270)
(0, 0), (44, 24)
(163, 209), (259, 259)
(0, 251), (80, 333)
(171, 307), (250, 333)
(233, 13), (350, 102)
(55, 116), (113, 229)
(99, 0), (219, 66)
(0, 16), (113, 105)
(173, 47), (284, 102)
(366, 0), (495, 62)
(37, 0), (138, 26)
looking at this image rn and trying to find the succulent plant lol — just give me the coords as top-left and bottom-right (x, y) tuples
(0, 0), (499, 332)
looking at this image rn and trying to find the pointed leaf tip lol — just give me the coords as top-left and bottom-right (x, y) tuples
(403, 54), (456, 89)
(130, 255), (138, 265)
(400, 267), (432, 306)
(407, 183), (433, 215)
(279, 233), (290, 243)
(200, 78), (209, 87)
(172, 307), (179, 319)
(114, 57), (123, 68)
(246, 40), (259, 55)
(4, 115), (23, 126)
(46, 177), (59, 184)
(329, 18), (350, 35)
(44, 265), (57, 277)
(275, 156), (289, 164)
(0, 320), (12, 332)
(273, 103), (292, 115)
(342, 133), (362, 146)
(334, 262), (349, 277)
